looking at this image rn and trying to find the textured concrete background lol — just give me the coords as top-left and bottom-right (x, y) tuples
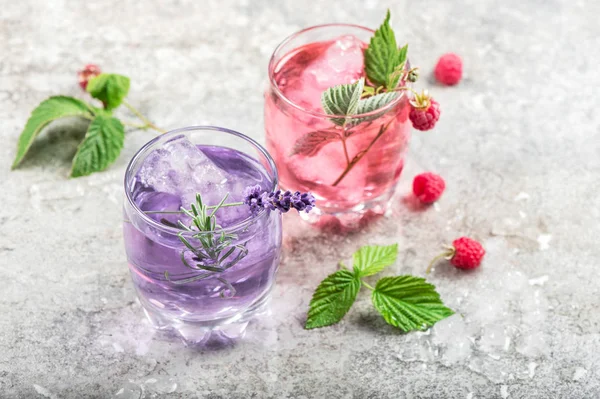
(1, 0), (599, 398)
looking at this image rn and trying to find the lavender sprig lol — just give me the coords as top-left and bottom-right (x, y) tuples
(156, 186), (316, 289)
(244, 185), (316, 216)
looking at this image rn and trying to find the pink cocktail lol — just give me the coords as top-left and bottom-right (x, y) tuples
(265, 24), (411, 227)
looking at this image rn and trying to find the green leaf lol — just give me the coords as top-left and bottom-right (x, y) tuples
(321, 78), (364, 126)
(70, 115), (125, 177)
(397, 44), (408, 65)
(364, 10), (408, 89)
(351, 91), (398, 125)
(353, 244), (398, 277)
(290, 129), (342, 157)
(305, 270), (361, 329)
(372, 276), (454, 332)
(386, 44), (408, 89)
(86, 73), (130, 110)
(12, 96), (92, 169)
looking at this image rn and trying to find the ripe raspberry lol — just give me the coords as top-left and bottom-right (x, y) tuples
(78, 64), (101, 90)
(450, 237), (485, 269)
(409, 91), (440, 131)
(434, 53), (463, 85)
(426, 237), (485, 273)
(413, 172), (445, 204)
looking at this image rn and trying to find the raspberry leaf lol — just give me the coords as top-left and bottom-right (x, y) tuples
(386, 44), (408, 89)
(321, 78), (364, 126)
(86, 73), (130, 110)
(305, 270), (361, 329)
(352, 91), (399, 125)
(290, 129), (342, 157)
(365, 10), (408, 89)
(70, 115), (125, 177)
(372, 276), (454, 332)
(353, 244), (398, 277)
(12, 96), (93, 169)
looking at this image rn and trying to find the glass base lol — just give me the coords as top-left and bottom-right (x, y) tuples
(139, 290), (272, 346)
(299, 185), (395, 233)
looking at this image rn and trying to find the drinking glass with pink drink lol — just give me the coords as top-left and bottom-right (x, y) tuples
(265, 22), (413, 229)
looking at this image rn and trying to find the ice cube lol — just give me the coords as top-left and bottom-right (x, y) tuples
(278, 35), (366, 114)
(306, 35), (365, 89)
(286, 136), (367, 204)
(138, 135), (229, 206)
(479, 324), (508, 353)
(432, 315), (473, 365)
(516, 332), (549, 358)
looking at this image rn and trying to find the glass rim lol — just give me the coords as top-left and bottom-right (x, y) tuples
(124, 125), (279, 236)
(268, 23), (408, 120)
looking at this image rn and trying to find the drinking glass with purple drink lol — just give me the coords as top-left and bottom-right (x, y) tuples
(123, 126), (313, 345)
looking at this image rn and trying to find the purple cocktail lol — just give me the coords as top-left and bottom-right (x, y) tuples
(123, 126), (282, 345)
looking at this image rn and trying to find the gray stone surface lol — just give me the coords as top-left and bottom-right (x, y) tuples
(1, 0), (599, 397)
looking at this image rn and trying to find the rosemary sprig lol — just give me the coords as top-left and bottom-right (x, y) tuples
(164, 193), (248, 295)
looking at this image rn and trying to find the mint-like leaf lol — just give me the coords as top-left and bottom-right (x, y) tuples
(353, 244), (398, 277)
(305, 270), (361, 329)
(290, 129), (342, 157)
(364, 10), (408, 89)
(70, 115), (125, 177)
(352, 91), (398, 125)
(321, 78), (364, 126)
(86, 73), (130, 110)
(12, 96), (93, 169)
(372, 276), (454, 332)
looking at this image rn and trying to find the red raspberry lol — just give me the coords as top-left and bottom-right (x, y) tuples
(413, 172), (445, 204)
(427, 237), (485, 273)
(434, 53), (463, 86)
(78, 64), (101, 90)
(409, 91), (440, 131)
(450, 237), (485, 269)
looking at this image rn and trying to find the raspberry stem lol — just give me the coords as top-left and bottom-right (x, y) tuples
(341, 138), (351, 164)
(390, 86), (420, 97)
(123, 121), (150, 130)
(123, 101), (165, 133)
(331, 118), (394, 186)
(426, 246), (455, 274)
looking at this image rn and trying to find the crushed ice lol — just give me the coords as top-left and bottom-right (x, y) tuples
(536, 234), (552, 250)
(393, 237), (551, 384)
(573, 367), (587, 381)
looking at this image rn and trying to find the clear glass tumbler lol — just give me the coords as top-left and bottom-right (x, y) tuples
(123, 126), (282, 345)
(265, 24), (411, 229)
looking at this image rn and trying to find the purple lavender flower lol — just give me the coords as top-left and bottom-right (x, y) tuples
(243, 185), (266, 216)
(260, 191), (276, 211)
(244, 185), (316, 215)
(291, 191), (316, 213)
(262, 190), (292, 213)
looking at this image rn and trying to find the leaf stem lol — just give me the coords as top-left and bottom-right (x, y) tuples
(123, 121), (150, 130)
(361, 280), (375, 291)
(331, 119), (394, 187)
(123, 100), (166, 133)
